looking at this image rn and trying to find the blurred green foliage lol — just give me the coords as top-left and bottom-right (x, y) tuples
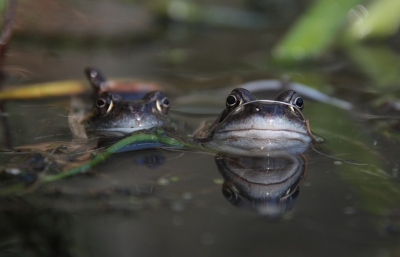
(272, 0), (364, 62)
(344, 0), (400, 41)
(273, 0), (400, 64)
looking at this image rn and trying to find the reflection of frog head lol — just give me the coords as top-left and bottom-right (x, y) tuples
(215, 152), (306, 217)
(198, 88), (313, 155)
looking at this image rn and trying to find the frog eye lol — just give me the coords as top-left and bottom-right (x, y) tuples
(162, 97), (170, 107)
(222, 184), (241, 205)
(226, 95), (238, 107)
(156, 97), (170, 115)
(222, 187), (234, 200)
(293, 97), (304, 110)
(96, 98), (113, 115)
(96, 98), (106, 108)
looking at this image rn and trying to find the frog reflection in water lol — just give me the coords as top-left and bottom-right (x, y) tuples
(216, 152), (306, 217)
(196, 88), (315, 155)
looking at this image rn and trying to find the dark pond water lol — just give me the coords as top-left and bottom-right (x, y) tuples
(1, 1), (400, 256)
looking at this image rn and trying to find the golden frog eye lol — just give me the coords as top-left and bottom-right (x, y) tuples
(96, 98), (113, 115)
(156, 97), (169, 115)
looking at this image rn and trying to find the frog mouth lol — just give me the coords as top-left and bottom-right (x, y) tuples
(206, 131), (312, 155)
(213, 129), (311, 145)
(201, 100), (316, 154)
(93, 125), (156, 136)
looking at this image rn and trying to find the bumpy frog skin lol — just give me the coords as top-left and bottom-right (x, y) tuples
(87, 90), (171, 136)
(196, 88), (314, 155)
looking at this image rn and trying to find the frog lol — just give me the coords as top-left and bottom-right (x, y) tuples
(86, 90), (172, 136)
(83, 68), (177, 137)
(195, 88), (316, 155)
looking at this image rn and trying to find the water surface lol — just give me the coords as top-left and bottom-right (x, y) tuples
(2, 1), (400, 256)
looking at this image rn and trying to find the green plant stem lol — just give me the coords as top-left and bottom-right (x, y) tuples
(41, 132), (182, 183)
(0, 132), (184, 194)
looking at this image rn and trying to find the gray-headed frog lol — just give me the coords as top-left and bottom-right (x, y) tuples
(86, 90), (173, 136)
(195, 88), (316, 155)
(82, 68), (180, 137)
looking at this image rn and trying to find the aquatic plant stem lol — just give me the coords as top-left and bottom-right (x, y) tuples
(0, 80), (87, 100)
(0, 131), (210, 195)
(0, 132), (183, 195)
(40, 132), (182, 183)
